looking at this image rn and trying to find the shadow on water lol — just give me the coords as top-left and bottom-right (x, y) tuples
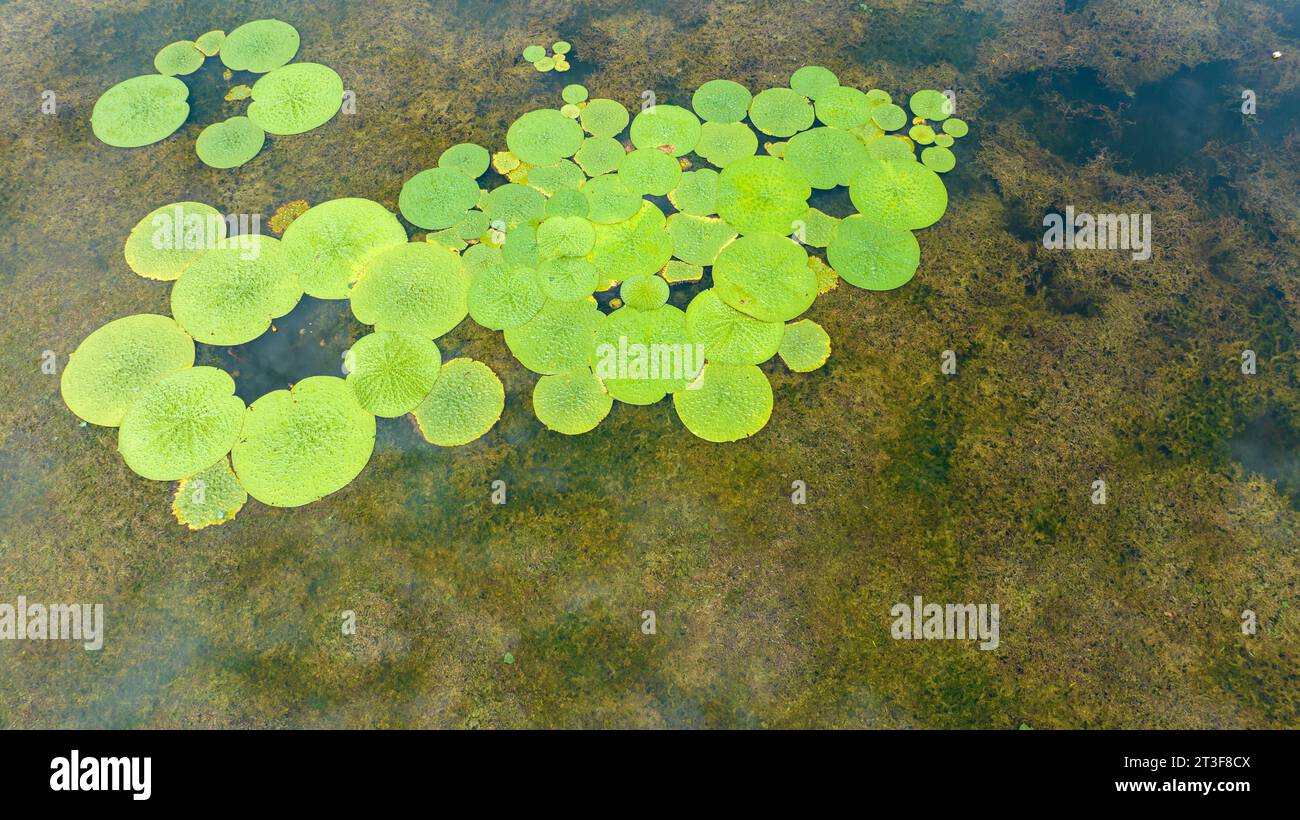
(1231, 408), (1300, 511)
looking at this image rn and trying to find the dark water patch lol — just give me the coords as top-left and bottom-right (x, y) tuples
(1231, 406), (1300, 510)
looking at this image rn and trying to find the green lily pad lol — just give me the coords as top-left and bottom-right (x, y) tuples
(665, 213), (736, 266)
(505, 298), (604, 374)
(691, 79), (752, 123)
(620, 273), (669, 310)
(411, 358), (504, 446)
(522, 45), (546, 62)
(943, 117), (968, 137)
(684, 289), (785, 365)
(232, 376), (375, 508)
(91, 75), (190, 148)
(712, 232), (815, 322)
(118, 366), (245, 481)
(525, 160), (586, 195)
(247, 63), (343, 135)
(170, 235), (302, 345)
(399, 166), (481, 230)
(921, 145), (956, 172)
(438, 142), (491, 178)
(574, 136), (626, 176)
(587, 200), (673, 284)
(619, 148), (681, 196)
(544, 188), (591, 219)
(539, 256), (600, 301)
(715, 155), (811, 235)
(562, 84), (589, 104)
(581, 174), (642, 224)
(908, 89), (953, 121)
(281, 197), (408, 299)
(590, 304), (695, 403)
(672, 362), (773, 442)
(537, 215), (596, 258)
(790, 66), (839, 100)
(350, 241), (469, 339)
(663, 260), (704, 283)
(345, 331), (441, 417)
(748, 87), (814, 137)
(194, 30), (225, 57)
(826, 214), (920, 290)
(778, 318), (831, 372)
(847, 158), (948, 229)
(870, 102), (907, 131)
(220, 19), (300, 73)
(532, 369), (613, 435)
(815, 85), (872, 129)
(467, 261), (545, 329)
(507, 108), (584, 165)
(579, 98), (630, 138)
(124, 202), (228, 281)
(60, 314), (195, 427)
(667, 169), (719, 216)
(154, 41), (205, 76)
(172, 457), (246, 530)
(630, 104), (701, 156)
(485, 183), (546, 230)
(695, 121), (758, 168)
(783, 126), (869, 189)
(195, 116), (265, 168)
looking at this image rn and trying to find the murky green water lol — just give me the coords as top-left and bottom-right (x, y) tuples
(0, 0), (1297, 728)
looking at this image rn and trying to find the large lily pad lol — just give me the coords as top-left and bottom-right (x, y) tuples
(350, 242), (469, 339)
(282, 197), (408, 299)
(60, 314), (195, 427)
(118, 366), (245, 481)
(91, 75), (190, 148)
(672, 362), (773, 442)
(411, 358), (504, 446)
(246, 63), (343, 135)
(170, 235), (303, 346)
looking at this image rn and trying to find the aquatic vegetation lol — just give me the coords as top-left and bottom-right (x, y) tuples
(153, 41), (204, 76)
(171, 457), (245, 530)
(194, 30), (225, 57)
(90, 75), (190, 148)
(65, 68), (967, 523)
(522, 40), (573, 73)
(267, 199), (310, 234)
(223, 84), (253, 102)
(220, 19), (300, 73)
(195, 116), (266, 168)
(231, 376), (375, 508)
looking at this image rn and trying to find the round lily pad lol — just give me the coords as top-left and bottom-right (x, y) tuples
(467, 261), (546, 329)
(581, 174), (641, 224)
(170, 235), (302, 345)
(438, 142), (491, 178)
(522, 45), (546, 62)
(562, 84), (589, 104)
(921, 145), (956, 172)
(537, 215), (596, 258)
(691, 79), (752, 123)
(943, 117), (968, 137)
(784, 126), (869, 189)
(345, 331), (441, 417)
(909, 124), (936, 145)
(194, 30), (225, 57)
(350, 241), (469, 338)
(281, 197), (408, 299)
(220, 19), (300, 73)
(580, 98), (630, 138)
(60, 314), (195, 427)
(507, 108), (584, 165)
(827, 214), (920, 290)
(552, 41), (571, 55)
(778, 318), (831, 372)
(587, 201), (673, 284)
(118, 366), (245, 481)
(665, 213), (736, 266)
(684, 289), (784, 365)
(574, 136), (626, 176)
(532, 369), (612, 435)
(816, 87), (874, 133)
(247, 63), (343, 135)
(154, 41), (204, 76)
(232, 376), (375, 508)
(748, 87), (815, 137)
(412, 358), (504, 446)
(91, 74), (190, 148)
(485, 182), (546, 230)
(668, 169), (719, 216)
(848, 158), (948, 229)
(618, 148), (681, 196)
(399, 166), (481, 229)
(172, 457), (246, 530)
(790, 66), (839, 100)
(630, 104), (701, 156)
(195, 116), (265, 168)
(672, 362), (773, 442)
(865, 133), (916, 161)
(124, 201), (228, 281)
(695, 121), (758, 168)
(799, 207), (840, 248)
(712, 232), (815, 322)
(715, 155), (811, 235)
(934, 133), (955, 147)
(506, 298), (605, 374)
(870, 102), (907, 131)
(908, 89), (954, 121)
(620, 274), (669, 310)
(525, 160), (585, 195)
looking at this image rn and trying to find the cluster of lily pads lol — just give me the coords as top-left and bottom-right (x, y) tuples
(62, 63), (966, 529)
(522, 41), (573, 73)
(90, 19), (343, 168)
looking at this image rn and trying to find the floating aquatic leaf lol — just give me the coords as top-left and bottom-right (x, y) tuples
(778, 319), (831, 372)
(667, 169), (719, 216)
(715, 155), (811, 235)
(345, 331), (441, 417)
(574, 136), (626, 177)
(815, 86), (872, 129)
(797, 207), (839, 249)
(934, 133), (955, 147)
(537, 215), (596, 258)
(691, 79), (753, 123)
(590, 304), (693, 402)
(672, 362), (773, 442)
(506, 298), (604, 374)
(154, 41), (204, 76)
(870, 102), (907, 131)
(942, 117), (968, 137)
(91, 75), (189, 148)
(663, 260), (704, 283)
(220, 19), (300, 73)
(172, 457), (245, 530)
(562, 83), (589, 104)
(281, 197), (407, 298)
(909, 124), (936, 145)
(684, 289), (784, 365)
(507, 108), (584, 165)
(587, 200), (673, 284)
(454, 209), (491, 241)
(848, 157), (947, 229)
(522, 45), (546, 62)
(501, 222), (539, 267)
(630, 104), (701, 156)
(195, 116), (265, 168)
(412, 358), (504, 446)
(398, 166), (481, 230)
(171, 235), (302, 345)
(438, 142), (491, 178)
(552, 41), (571, 55)
(539, 256), (600, 301)
(60, 314), (195, 427)
(533, 56), (555, 72)
(921, 145), (956, 172)
(581, 174), (641, 224)
(560, 103), (581, 119)
(665, 213), (736, 266)
(864, 133), (915, 161)
(618, 148), (681, 196)
(232, 376), (375, 507)
(124, 201), (227, 281)
(526, 160), (585, 195)
(783, 126), (868, 189)
(579, 98), (630, 138)
(485, 182), (546, 230)
(350, 241), (469, 338)
(826, 214), (920, 290)
(194, 30), (225, 57)
(532, 369), (612, 435)
(553, 56), (571, 73)
(695, 121), (758, 168)
(545, 188), (591, 219)
(247, 63), (343, 135)
(712, 232), (815, 322)
(118, 366), (245, 481)
(908, 89), (953, 121)
(223, 84), (253, 101)
(809, 255), (839, 293)
(790, 66), (839, 100)
(748, 87), (815, 137)
(467, 260), (545, 329)
(620, 273), (669, 310)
